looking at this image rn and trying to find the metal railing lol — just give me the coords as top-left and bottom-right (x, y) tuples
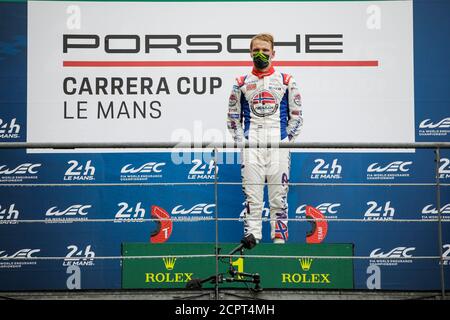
(1, 141), (450, 149)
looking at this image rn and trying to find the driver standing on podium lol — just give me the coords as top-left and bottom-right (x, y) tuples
(227, 33), (303, 244)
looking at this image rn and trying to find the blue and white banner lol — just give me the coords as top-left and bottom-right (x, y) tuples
(0, 0), (449, 291)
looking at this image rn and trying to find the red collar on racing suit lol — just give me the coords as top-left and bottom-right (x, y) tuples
(252, 65), (275, 78)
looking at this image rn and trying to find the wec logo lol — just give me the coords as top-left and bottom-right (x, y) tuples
(366, 161), (412, 180)
(419, 118), (450, 137)
(171, 203), (215, 215)
(370, 247), (415, 259)
(296, 203), (340, 215)
(121, 162), (165, 174)
(367, 161), (412, 173)
(422, 204), (450, 215)
(0, 118), (21, 138)
(0, 249), (40, 259)
(64, 160), (95, 181)
(46, 205), (91, 217)
(0, 163), (41, 175)
(419, 118), (450, 129)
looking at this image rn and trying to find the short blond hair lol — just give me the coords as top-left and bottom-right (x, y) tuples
(250, 33), (274, 51)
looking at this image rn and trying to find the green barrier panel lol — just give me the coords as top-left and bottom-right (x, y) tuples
(122, 243), (354, 289)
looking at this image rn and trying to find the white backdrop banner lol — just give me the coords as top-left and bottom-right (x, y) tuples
(28, 0), (414, 143)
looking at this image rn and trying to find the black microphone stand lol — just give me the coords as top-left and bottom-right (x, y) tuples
(185, 234), (262, 292)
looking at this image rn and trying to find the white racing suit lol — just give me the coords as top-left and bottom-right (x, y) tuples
(227, 66), (303, 242)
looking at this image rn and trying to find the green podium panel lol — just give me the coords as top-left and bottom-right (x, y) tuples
(122, 243), (354, 289)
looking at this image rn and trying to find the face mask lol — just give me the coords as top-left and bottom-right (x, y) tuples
(252, 51), (270, 70)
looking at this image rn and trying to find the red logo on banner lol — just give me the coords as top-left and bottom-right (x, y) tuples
(150, 205), (173, 243)
(305, 205), (328, 244)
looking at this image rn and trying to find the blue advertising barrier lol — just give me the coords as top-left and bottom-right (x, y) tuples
(0, 0), (449, 292)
